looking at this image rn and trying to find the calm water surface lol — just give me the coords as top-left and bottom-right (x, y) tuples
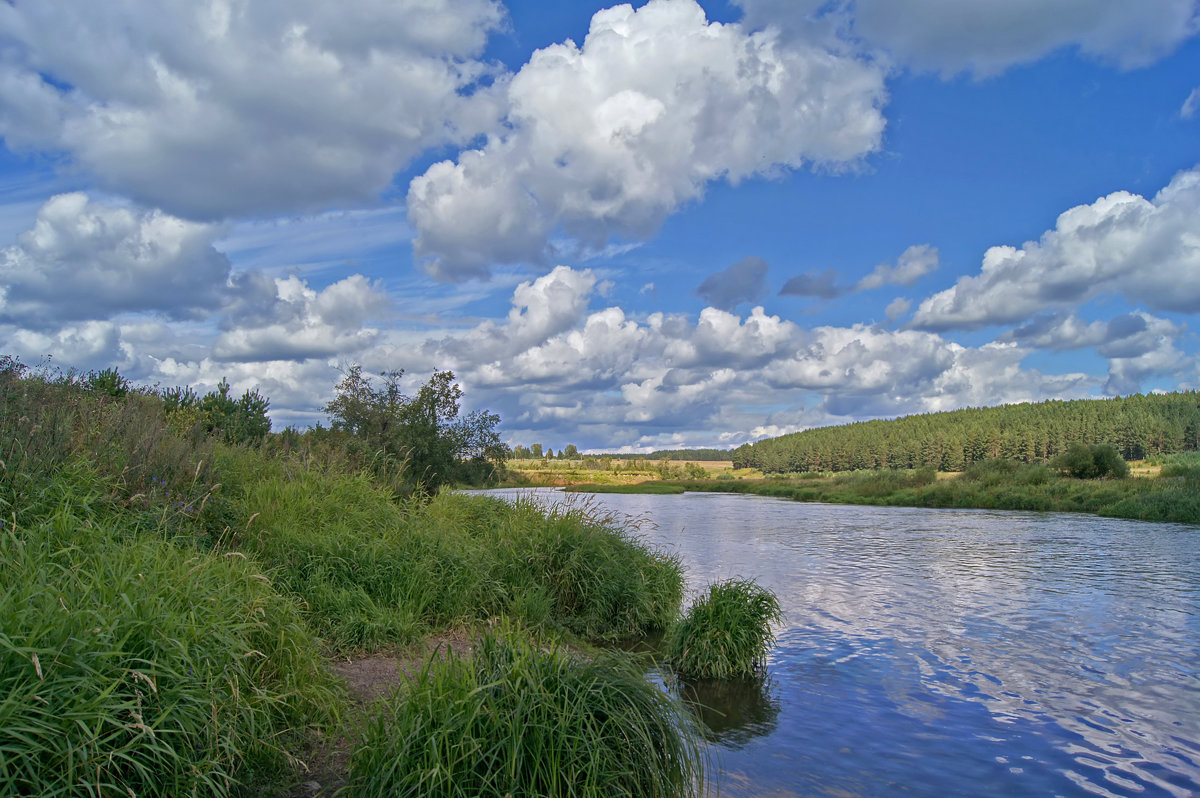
(488, 489), (1200, 797)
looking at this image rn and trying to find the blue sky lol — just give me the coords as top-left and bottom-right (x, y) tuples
(1, 0), (1198, 452)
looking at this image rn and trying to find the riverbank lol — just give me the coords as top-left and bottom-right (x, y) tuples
(0, 370), (695, 796)
(552, 456), (1200, 525)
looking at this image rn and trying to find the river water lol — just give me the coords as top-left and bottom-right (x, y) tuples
(487, 488), (1200, 797)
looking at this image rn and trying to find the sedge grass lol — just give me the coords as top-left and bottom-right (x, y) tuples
(234, 470), (685, 649)
(666, 579), (782, 680)
(348, 628), (705, 798)
(0, 487), (340, 797)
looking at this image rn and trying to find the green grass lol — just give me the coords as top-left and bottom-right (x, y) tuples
(348, 628), (705, 798)
(669, 460), (1200, 525)
(0, 360), (697, 793)
(0, 477), (341, 797)
(666, 579), (783, 681)
(232, 466), (685, 649)
(565, 481), (687, 494)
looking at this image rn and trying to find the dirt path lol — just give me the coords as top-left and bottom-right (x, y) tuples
(288, 629), (479, 797)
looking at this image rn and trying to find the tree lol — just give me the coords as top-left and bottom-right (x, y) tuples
(197, 378), (271, 444)
(562, 444), (579, 459)
(325, 366), (508, 493)
(1050, 442), (1129, 479)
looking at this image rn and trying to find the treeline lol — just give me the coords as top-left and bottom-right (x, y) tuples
(732, 392), (1200, 474)
(606, 448), (733, 461)
(511, 446), (732, 462)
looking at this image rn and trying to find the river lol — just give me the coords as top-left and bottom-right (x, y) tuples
(487, 488), (1200, 797)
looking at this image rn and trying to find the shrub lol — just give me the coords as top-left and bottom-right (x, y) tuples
(1051, 442), (1130, 479)
(666, 579), (782, 680)
(348, 630), (704, 798)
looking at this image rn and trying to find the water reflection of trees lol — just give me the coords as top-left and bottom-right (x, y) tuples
(679, 676), (781, 748)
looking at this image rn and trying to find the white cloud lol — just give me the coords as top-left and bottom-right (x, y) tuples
(347, 265), (1105, 445)
(0, 193), (231, 327)
(884, 297), (912, 323)
(213, 274), (389, 362)
(408, 0), (887, 280)
(911, 166), (1200, 330)
(3, 320), (123, 370)
(1183, 87), (1200, 119)
(0, 0), (506, 219)
(737, 0), (1200, 76)
(856, 244), (938, 290)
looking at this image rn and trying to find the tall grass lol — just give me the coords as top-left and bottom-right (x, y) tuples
(233, 469), (685, 649)
(1, 359), (700, 792)
(348, 629), (705, 798)
(0, 480), (340, 797)
(666, 579), (782, 680)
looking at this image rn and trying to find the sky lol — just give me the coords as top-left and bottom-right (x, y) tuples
(0, 0), (1198, 453)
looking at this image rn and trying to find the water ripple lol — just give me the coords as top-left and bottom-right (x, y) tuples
(489, 489), (1200, 797)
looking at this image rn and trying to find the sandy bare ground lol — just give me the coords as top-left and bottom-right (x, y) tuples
(288, 628), (479, 797)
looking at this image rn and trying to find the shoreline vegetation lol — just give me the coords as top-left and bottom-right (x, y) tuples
(506, 454), (1200, 525)
(0, 359), (712, 796)
(5, 355), (1197, 795)
(500, 392), (1200, 526)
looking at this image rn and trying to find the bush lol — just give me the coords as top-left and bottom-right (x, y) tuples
(348, 630), (704, 798)
(666, 579), (782, 680)
(1051, 442), (1130, 479)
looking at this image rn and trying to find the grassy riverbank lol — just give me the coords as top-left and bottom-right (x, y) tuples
(554, 456), (1200, 525)
(0, 366), (694, 795)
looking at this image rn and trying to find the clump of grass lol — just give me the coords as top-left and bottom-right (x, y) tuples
(0, 490), (341, 797)
(348, 629), (705, 798)
(666, 579), (782, 680)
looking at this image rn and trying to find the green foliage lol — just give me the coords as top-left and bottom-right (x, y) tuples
(733, 392), (1200, 473)
(235, 478), (684, 649)
(348, 629), (704, 798)
(1050, 442), (1130, 479)
(199, 378), (272, 445)
(566, 482), (687, 495)
(666, 579), (783, 680)
(0, 355), (702, 791)
(1160, 452), (1200, 479)
(0, 487), (340, 798)
(85, 366), (130, 397)
(324, 365), (508, 493)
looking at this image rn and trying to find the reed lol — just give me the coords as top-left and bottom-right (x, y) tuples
(666, 579), (782, 680)
(348, 629), (705, 798)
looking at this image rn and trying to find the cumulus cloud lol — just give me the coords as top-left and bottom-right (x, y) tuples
(884, 297), (912, 324)
(213, 274), (389, 362)
(407, 0), (887, 280)
(1101, 314), (1190, 395)
(856, 244), (938, 290)
(0, 0), (506, 219)
(737, 0), (1200, 76)
(695, 256), (769, 311)
(779, 268), (845, 299)
(0, 193), (231, 327)
(358, 265), (1104, 446)
(911, 166), (1200, 331)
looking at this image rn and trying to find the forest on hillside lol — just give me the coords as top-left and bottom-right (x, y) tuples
(731, 392), (1200, 474)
